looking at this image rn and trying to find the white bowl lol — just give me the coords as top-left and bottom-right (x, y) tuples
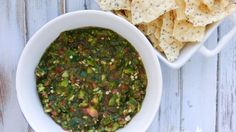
(156, 13), (236, 69)
(16, 10), (162, 132)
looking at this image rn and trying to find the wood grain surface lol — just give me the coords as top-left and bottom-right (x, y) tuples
(217, 19), (236, 132)
(0, 0), (236, 132)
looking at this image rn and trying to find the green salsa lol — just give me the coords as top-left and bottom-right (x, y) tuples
(35, 27), (147, 132)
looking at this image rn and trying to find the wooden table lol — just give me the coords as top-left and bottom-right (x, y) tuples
(0, 0), (236, 132)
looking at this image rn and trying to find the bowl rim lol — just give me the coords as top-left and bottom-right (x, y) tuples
(16, 10), (163, 132)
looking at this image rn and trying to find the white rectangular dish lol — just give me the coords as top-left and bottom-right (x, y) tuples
(156, 14), (236, 69)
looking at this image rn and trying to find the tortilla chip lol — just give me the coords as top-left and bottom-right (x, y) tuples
(173, 20), (206, 42)
(136, 17), (163, 36)
(131, 0), (177, 25)
(226, 3), (236, 13)
(175, 0), (187, 20)
(114, 10), (127, 19)
(148, 34), (163, 52)
(98, 0), (131, 10)
(220, 0), (231, 7)
(148, 24), (163, 52)
(202, 0), (215, 10)
(124, 10), (132, 22)
(159, 12), (185, 62)
(154, 27), (161, 40)
(137, 24), (147, 34)
(114, 10), (132, 22)
(185, 0), (236, 26)
(137, 18), (163, 52)
(145, 17), (163, 35)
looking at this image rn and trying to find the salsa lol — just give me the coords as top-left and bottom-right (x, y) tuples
(35, 27), (147, 132)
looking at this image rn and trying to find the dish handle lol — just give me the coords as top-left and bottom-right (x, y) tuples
(199, 13), (236, 57)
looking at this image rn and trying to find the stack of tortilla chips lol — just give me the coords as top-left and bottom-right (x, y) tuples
(98, 0), (236, 62)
